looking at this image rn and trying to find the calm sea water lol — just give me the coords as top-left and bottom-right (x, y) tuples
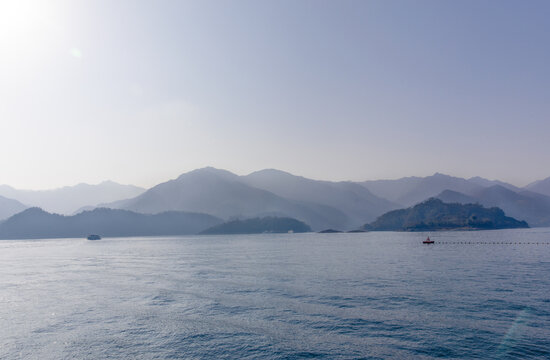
(1, 229), (549, 359)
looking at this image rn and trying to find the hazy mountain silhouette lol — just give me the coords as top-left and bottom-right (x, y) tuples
(9, 167), (548, 232)
(106, 168), (350, 231)
(396, 173), (483, 206)
(436, 190), (478, 204)
(467, 176), (520, 192)
(362, 173), (550, 226)
(360, 176), (424, 203)
(362, 173), (484, 207)
(525, 177), (550, 197)
(200, 216), (311, 235)
(0, 181), (145, 215)
(0, 195), (28, 220)
(364, 198), (528, 231)
(435, 185), (550, 227)
(243, 169), (398, 227)
(0, 207), (222, 239)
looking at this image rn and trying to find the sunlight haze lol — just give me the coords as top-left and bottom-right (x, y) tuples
(1, 0), (549, 189)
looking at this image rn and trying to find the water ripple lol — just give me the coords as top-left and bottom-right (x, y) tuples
(0, 230), (549, 359)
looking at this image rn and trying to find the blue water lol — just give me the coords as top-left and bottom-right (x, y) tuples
(1, 229), (549, 359)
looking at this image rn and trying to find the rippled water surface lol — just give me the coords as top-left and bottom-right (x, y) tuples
(1, 229), (550, 359)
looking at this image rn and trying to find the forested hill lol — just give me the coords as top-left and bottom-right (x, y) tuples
(363, 198), (529, 231)
(0, 208), (222, 239)
(200, 217), (311, 235)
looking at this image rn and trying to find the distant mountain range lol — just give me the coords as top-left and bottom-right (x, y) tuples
(525, 177), (550, 197)
(364, 198), (528, 231)
(361, 173), (550, 227)
(363, 173), (523, 205)
(0, 181), (145, 216)
(0, 195), (27, 220)
(242, 169), (397, 228)
(100, 168), (550, 230)
(467, 176), (521, 192)
(436, 185), (550, 227)
(1, 168), (550, 238)
(0, 207), (221, 239)
(362, 173), (486, 206)
(100, 167), (396, 231)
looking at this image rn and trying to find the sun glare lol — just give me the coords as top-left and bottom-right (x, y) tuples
(0, 0), (57, 50)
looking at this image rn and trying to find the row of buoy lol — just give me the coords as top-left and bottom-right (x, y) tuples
(431, 242), (550, 245)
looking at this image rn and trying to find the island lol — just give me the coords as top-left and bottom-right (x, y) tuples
(362, 198), (529, 231)
(318, 229), (343, 233)
(200, 216), (311, 235)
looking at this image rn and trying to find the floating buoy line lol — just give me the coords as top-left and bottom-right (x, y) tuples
(426, 242), (550, 245)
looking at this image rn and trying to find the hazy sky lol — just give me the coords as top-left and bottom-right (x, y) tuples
(1, 0), (549, 189)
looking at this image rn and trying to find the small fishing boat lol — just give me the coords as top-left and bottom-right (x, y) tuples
(423, 236), (434, 244)
(87, 234), (101, 240)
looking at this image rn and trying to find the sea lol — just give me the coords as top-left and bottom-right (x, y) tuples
(1, 229), (549, 359)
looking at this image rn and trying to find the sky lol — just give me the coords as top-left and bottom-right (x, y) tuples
(0, 0), (549, 189)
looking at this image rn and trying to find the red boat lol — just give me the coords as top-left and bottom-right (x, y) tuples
(423, 236), (434, 244)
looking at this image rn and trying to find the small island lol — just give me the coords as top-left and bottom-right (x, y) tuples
(362, 198), (529, 231)
(318, 229), (343, 233)
(200, 216), (311, 235)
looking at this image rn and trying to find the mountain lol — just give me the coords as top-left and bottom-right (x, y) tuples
(435, 185), (550, 227)
(363, 198), (528, 231)
(0, 195), (28, 220)
(200, 216), (311, 235)
(0, 207), (222, 239)
(436, 190), (478, 204)
(525, 177), (550, 197)
(362, 173), (484, 207)
(394, 173), (484, 206)
(468, 177), (520, 192)
(360, 176), (424, 203)
(0, 181), (145, 215)
(106, 168), (350, 231)
(47, 167), (549, 231)
(361, 174), (550, 222)
(243, 169), (398, 227)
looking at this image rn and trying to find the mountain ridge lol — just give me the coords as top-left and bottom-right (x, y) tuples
(0, 195), (28, 221)
(100, 167), (395, 230)
(525, 177), (550, 197)
(3, 168), (550, 232)
(0, 181), (145, 215)
(435, 185), (550, 227)
(0, 207), (222, 239)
